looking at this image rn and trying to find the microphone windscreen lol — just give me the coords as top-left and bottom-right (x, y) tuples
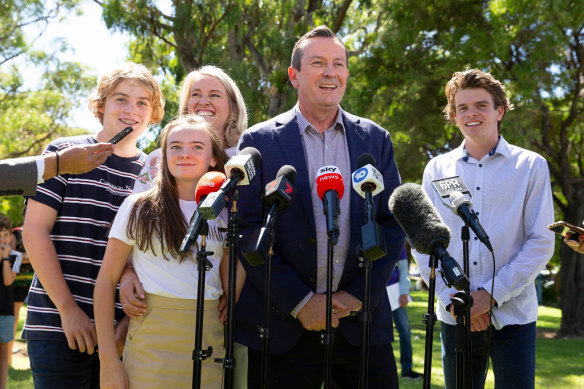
(276, 165), (297, 184)
(357, 153), (376, 169)
(388, 183), (451, 254)
(316, 166), (344, 200)
(195, 171), (227, 204)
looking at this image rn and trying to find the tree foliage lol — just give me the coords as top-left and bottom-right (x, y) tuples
(96, 0), (584, 336)
(1, 0), (93, 225)
(346, 0), (584, 336)
(96, 0), (382, 123)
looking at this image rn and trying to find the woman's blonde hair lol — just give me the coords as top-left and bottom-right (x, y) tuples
(178, 65), (247, 148)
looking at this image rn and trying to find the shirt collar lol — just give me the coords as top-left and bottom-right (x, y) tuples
(457, 135), (511, 162)
(295, 103), (345, 136)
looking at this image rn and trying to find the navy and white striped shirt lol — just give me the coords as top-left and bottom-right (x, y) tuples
(22, 135), (145, 341)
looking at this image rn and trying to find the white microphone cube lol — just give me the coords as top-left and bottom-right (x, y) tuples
(225, 154), (256, 186)
(351, 164), (384, 198)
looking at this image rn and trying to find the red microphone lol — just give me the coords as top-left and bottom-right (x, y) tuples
(315, 166), (344, 244)
(316, 166), (344, 200)
(180, 171), (227, 253)
(196, 171), (227, 204)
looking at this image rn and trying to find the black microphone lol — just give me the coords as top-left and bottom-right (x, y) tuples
(449, 191), (493, 252)
(388, 183), (470, 290)
(352, 153), (386, 261)
(242, 165), (297, 266)
(199, 147), (262, 220)
(431, 176), (493, 252)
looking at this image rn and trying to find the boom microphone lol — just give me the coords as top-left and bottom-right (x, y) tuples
(388, 183), (469, 290)
(199, 147), (262, 220)
(242, 165), (297, 266)
(179, 171), (227, 253)
(316, 165), (344, 245)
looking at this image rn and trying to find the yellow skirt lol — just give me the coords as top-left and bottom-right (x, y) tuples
(123, 293), (224, 389)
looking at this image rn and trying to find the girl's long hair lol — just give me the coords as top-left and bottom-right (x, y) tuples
(126, 115), (228, 261)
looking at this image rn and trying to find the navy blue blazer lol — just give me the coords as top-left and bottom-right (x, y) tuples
(235, 108), (405, 354)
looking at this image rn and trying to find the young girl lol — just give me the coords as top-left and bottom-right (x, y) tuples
(94, 115), (228, 388)
(121, 66), (249, 388)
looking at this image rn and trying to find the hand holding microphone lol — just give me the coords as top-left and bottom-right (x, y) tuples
(179, 171), (227, 253)
(316, 165), (344, 245)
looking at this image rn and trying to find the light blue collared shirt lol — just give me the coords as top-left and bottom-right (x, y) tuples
(412, 136), (555, 329)
(290, 104), (352, 317)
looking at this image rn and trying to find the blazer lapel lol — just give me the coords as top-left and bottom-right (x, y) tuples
(342, 112), (372, 277)
(272, 110), (316, 232)
(343, 111), (369, 234)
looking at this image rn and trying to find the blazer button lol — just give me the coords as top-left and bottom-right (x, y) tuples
(309, 238), (316, 245)
(271, 305), (281, 316)
(308, 277), (315, 285)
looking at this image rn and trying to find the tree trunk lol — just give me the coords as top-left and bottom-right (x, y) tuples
(558, 198), (584, 337)
(558, 244), (584, 337)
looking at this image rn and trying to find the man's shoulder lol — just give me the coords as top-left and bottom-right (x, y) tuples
(246, 109), (297, 135)
(505, 141), (545, 162)
(427, 148), (458, 166)
(342, 110), (386, 133)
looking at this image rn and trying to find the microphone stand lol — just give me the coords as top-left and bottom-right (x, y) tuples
(192, 222), (214, 389)
(448, 226), (473, 389)
(259, 243), (274, 389)
(461, 226), (473, 389)
(214, 188), (239, 389)
(422, 254), (438, 389)
(321, 190), (339, 389)
(357, 190), (385, 389)
(357, 247), (370, 389)
(323, 238), (335, 389)
(452, 292), (473, 389)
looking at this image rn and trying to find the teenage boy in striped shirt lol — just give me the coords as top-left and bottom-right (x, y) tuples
(22, 62), (164, 388)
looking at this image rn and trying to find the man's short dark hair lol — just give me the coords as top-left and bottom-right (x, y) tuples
(290, 25), (348, 71)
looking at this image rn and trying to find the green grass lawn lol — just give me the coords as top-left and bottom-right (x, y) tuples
(399, 291), (584, 388)
(8, 292), (584, 388)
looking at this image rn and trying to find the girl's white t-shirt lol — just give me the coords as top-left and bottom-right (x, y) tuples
(109, 193), (227, 300)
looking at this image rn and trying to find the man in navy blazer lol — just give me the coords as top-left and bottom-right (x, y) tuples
(236, 26), (405, 388)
